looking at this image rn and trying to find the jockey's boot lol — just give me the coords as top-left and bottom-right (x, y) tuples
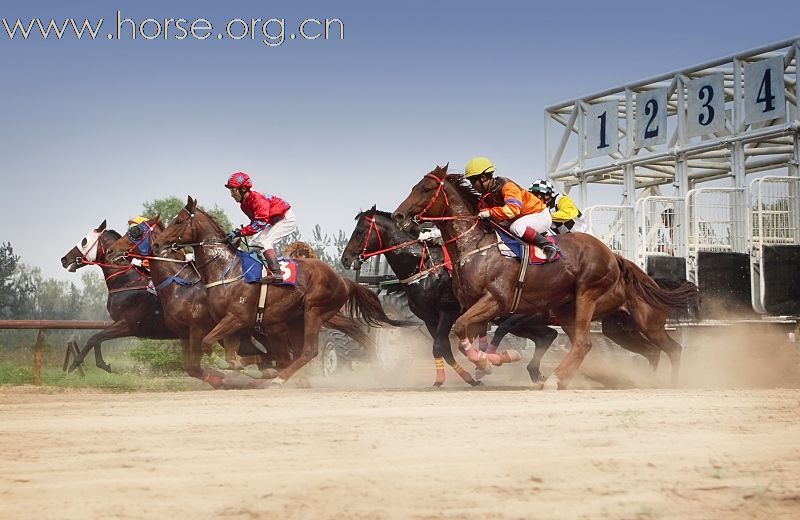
(522, 227), (560, 263)
(262, 248), (284, 284)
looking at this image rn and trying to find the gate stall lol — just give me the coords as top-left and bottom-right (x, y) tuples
(750, 176), (800, 315)
(546, 37), (800, 317)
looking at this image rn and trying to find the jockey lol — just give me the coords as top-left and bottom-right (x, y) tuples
(528, 179), (588, 234)
(126, 216), (151, 270)
(464, 157), (560, 262)
(224, 171), (297, 283)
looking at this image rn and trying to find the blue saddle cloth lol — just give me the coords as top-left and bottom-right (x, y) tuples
(495, 227), (559, 265)
(237, 251), (298, 285)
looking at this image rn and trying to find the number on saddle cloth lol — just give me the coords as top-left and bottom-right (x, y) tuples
(237, 251), (298, 285)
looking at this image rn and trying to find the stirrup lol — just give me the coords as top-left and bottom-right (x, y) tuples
(543, 245), (559, 263)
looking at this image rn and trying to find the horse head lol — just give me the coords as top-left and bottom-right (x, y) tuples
(106, 215), (164, 263)
(342, 205), (423, 270)
(152, 196), (222, 254)
(392, 164), (455, 231)
(60, 220), (119, 271)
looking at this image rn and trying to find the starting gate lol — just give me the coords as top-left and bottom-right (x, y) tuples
(547, 37), (800, 317)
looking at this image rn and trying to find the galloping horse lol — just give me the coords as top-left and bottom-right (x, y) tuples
(341, 206), (558, 386)
(60, 221), (174, 372)
(106, 216), (372, 386)
(153, 197), (408, 386)
(393, 165), (696, 389)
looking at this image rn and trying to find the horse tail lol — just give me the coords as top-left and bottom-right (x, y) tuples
(323, 313), (373, 348)
(343, 279), (416, 328)
(616, 256), (698, 318)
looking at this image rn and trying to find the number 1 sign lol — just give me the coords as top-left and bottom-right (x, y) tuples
(583, 100), (619, 159)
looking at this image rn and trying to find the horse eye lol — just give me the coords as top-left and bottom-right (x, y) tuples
(421, 186), (432, 193)
(81, 238), (87, 247)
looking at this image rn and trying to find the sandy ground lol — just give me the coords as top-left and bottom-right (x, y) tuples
(2, 325), (800, 519)
(1, 384), (799, 520)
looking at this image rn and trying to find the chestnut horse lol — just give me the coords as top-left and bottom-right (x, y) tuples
(153, 197), (408, 386)
(60, 221), (174, 372)
(393, 165), (696, 389)
(106, 216), (372, 386)
(342, 206), (559, 386)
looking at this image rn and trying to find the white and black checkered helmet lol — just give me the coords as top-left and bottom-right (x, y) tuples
(529, 179), (556, 196)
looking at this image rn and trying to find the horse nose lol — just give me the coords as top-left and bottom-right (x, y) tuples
(60, 255), (68, 267)
(341, 254), (352, 269)
(393, 212), (405, 223)
(152, 242), (160, 253)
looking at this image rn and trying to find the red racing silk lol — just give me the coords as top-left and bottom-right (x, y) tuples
(238, 190), (291, 236)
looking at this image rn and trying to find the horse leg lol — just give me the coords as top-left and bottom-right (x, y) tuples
(546, 293), (599, 390)
(435, 312), (479, 387)
(628, 304), (683, 386)
(524, 326), (559, 384)
(68, 321), (133, 373)
(601, 312), (661, 371)
(452, 295), (521, 370)
(271, 308), (333, 385)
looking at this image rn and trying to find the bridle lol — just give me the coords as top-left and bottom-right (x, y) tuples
(353, 212), (448, 280)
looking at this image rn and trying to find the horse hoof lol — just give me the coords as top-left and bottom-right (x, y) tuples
(432, 381), (444, 388)
(542, 377), (560, 391)
(474, 365), (493, 380)
(261, 368), (280, 380)
(501, 349), (521, 363)
(469, 380), (484, 387)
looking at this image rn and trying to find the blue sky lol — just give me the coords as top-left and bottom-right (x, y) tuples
(1, 0), (798, 281)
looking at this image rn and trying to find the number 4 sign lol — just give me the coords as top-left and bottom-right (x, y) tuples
(744, 56), (786, 125)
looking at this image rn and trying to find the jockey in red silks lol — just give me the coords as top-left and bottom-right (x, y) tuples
(464, 156), (560, 262)
(224, 172), (297, 283)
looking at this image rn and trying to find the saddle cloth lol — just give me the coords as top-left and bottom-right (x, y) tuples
(238, 251), (298, 285)
(494, 229), (559, 265)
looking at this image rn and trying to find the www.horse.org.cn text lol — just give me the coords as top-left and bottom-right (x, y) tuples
(1, 11), (345, 47)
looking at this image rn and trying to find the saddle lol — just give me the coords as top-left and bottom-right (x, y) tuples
(494, 229), (560, 265)
(237, 251), (298, 286)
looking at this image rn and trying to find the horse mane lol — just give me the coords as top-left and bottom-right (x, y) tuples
(284, 241), (316, 259)
(444, 173), (481, 212)
(104, 230), (122, 240)
(193, 207), (226, 236)
(354, 208), (393, 221)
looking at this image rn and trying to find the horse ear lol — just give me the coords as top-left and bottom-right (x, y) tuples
(152, 213), (160, 223)
(370, 204), (377, 212)
(186, 196), (198, 210)
(97, 220), (107, 232)
(442, 162), (449, 173)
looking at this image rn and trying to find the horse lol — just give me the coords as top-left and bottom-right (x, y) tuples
(341, 206), (559, 386)
(59, 221), (175, 373)
(152, 197), (409, 386)
(106, 216), (373, 387)
(392, 165), (697, 389)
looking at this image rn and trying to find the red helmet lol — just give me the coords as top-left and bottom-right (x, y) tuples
(225, 172), (253, 190)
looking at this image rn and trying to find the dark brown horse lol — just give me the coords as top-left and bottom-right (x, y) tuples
(342, 206), (559, 386)
(393, 165), (696, 389)
(106, 216), (373, 387)
(60, 221), (174, 372)
(152, 197), (407, 386)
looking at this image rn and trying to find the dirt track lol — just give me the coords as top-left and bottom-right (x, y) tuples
(2, 385), (799, 520)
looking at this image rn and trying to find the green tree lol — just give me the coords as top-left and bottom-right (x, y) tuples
(140, 196), (232, 232)
(78, 271), (110, 320)
(0, 242), (19, 318)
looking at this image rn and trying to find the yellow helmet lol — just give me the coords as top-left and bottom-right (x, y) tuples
(127, 216), (148, 226)
(464, 157), (496, 178)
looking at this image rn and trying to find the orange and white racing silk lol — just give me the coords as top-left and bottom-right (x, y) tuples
(478, 177), (546, 222)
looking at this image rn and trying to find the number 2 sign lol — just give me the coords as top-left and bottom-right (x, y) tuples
(635, 87), (668, 148)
